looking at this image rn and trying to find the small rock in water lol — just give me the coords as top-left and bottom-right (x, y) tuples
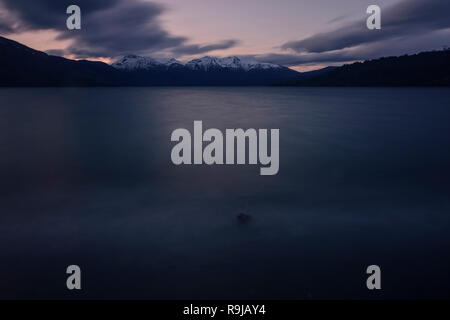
(237, 213), (252, 224)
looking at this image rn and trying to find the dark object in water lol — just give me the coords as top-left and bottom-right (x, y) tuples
(237, 213), (252, 224)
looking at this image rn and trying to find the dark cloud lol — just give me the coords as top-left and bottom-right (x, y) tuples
(0, 0), (238, 58)
(173, 40), (239, 55)
(45, 49), (66, 56)
(0, 0), (120, 32)
(326, 13), (352, 25)
(0, 1), (17, 33)
(249, 27), (450, 67)
(282, 0), (450, 53)
(247, 52), (360, 67)
(0, 19), (14, 33)
(58, 1), (186, 58)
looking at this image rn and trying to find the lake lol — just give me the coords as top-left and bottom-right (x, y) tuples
(0, 87), (449, 299)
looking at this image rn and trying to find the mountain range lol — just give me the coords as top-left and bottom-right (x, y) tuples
(112, 55), (284, 71)
(110, 54), (300, 85)
(0, 36), (300, 86)
(0, 35), (449, 86)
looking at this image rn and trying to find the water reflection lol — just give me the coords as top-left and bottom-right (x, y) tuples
(0, 87), (449, 299)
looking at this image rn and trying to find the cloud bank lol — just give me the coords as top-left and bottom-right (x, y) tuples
(173, 40), (239, 55)
(0, 0), (239, 58)
(0, 0), (449, 66)
(272, 0), (450, 66)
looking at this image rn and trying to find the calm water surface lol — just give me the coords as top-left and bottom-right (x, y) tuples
(0, 87), (449, 299)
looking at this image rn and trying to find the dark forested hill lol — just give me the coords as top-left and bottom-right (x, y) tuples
(286, 50), (450, 87)
(0, 36), (122, 86)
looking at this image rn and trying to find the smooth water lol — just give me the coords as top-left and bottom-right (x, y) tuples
(0, 87), (449, 299)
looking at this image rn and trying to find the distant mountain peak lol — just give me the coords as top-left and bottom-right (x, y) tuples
(183, 55), (283, 71)
(112, 55), (183, 70)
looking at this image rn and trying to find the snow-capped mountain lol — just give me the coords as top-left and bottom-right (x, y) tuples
(109, 54), (300, 85)
(112, 55), (183, 70)
(112, 55), (283, 72)
(184, 56), (282, 71)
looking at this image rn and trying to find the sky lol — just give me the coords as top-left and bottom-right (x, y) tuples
(0, 0), (449, 71)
